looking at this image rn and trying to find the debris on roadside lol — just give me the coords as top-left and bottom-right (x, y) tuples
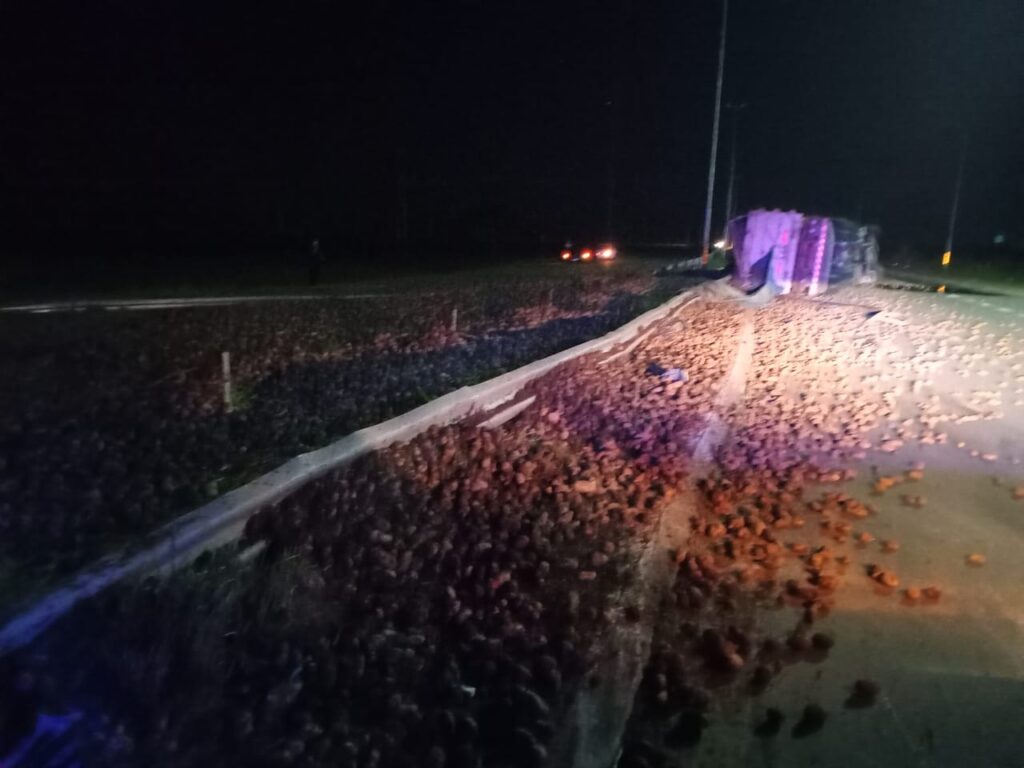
(903, 586), (922, 602)
(792, 704), (827, 738)
(922, 586), (943, 601)
(644, 361), (688, 383)
(867, 564), (900, 589)
(754, 707), (785, 738)
(845, 679), (880, 708)
(873, 475), (901, 494)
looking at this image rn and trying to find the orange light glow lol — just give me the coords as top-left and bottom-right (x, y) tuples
(941, 250), (951, 267)
(937, 284), (946, 293)
(596, 246), (616, 260)
(560, 250), (572, 261)
(580, 250), (593, 261)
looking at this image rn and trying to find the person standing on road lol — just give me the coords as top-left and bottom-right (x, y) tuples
(308, 238), (323, 286)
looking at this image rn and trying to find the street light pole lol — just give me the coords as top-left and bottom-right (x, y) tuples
(943, 134), (967, 268)
(605, 98), (616, 239)
(701, 0), (729, 264)
(723, 102), (746, 240)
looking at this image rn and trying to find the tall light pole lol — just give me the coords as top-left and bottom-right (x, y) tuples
(723, 101), (746, 241)
(701, 0), (729, 264)
(605, 98), (616, 239)
(943, 134), (967, 268)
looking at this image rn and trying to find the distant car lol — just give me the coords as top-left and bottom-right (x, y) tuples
(559, 243), (616, 262)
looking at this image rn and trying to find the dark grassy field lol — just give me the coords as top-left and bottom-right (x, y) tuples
(882, 243), (1024, 291)
(0, 246), (684, 304)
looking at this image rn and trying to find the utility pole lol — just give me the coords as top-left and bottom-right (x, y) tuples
(723, 101), (746, 241)
(943, 134), (967, 268)
(605, 98), (616, 239)
(701, 0), (729, 264)
(397, 172), (409, 245)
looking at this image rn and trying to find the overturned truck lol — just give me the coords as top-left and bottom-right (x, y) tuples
(728, 209), (879, 295)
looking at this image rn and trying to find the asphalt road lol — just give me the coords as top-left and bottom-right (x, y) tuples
(691, 285), (1024, 768)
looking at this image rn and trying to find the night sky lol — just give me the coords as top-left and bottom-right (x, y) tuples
(2, 0), (1022, 270)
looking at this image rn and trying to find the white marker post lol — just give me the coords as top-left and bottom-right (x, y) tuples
(222, 351), (233, 412)
(451, 307), (458, 334)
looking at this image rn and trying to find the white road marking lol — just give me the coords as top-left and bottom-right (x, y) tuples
(1, 294), (393, 314)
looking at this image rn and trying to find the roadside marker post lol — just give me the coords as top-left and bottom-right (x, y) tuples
(222, 351), (233, 412)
